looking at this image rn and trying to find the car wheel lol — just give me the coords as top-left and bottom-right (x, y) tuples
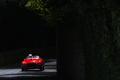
(43, 66), (45, 70)
(22, 68), (24, 71)
(25, 69), (27, 71)
(40, 66), (44, 71)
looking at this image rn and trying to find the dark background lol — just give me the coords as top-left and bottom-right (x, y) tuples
(0, 5), (56, 51)
(1, 0), (120, 80)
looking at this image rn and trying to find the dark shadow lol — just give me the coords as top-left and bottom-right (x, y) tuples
(44, 59), (56, 63)
(0, 76), (58, 80)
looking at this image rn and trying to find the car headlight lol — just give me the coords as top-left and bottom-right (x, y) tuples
(21, 63), (25, 66)
(38, 62), (41, 65)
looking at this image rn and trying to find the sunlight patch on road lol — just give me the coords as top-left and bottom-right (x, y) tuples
(43, 69), (56, 72)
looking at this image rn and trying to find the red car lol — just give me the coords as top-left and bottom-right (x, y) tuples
(21, 55), (45, 71)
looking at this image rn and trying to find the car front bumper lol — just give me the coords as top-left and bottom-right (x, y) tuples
(21, 63), (43, 69)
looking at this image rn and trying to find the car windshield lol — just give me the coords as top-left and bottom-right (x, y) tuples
(26, 56), (32, 59)
(32, 56), (41, 59)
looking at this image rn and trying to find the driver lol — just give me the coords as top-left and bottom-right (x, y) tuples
(27, 54), (33, 58)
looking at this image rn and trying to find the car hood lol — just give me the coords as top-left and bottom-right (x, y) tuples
(24, 59), (39, 63)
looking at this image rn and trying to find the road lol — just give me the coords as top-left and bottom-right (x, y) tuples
(0, 59), (57, 80)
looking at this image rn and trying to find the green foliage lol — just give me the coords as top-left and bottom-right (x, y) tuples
(79, 1), (120, 80)
(24, 0), (56, 25)
(25, 0), (48, 12)
(0, 0), (7, 8)
(48, 0), (120, 80)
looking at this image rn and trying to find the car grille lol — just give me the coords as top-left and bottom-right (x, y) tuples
(27, 63), (36, 68)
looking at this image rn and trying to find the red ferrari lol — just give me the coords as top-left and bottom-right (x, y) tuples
(21, 55), (45, 71)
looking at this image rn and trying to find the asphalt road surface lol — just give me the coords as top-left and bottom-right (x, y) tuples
(0, 59), (57, 80)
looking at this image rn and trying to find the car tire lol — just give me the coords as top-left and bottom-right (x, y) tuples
(22, 68), (24, 71)
(40, 66), (44, 71)
(25, 69), (27, 71)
